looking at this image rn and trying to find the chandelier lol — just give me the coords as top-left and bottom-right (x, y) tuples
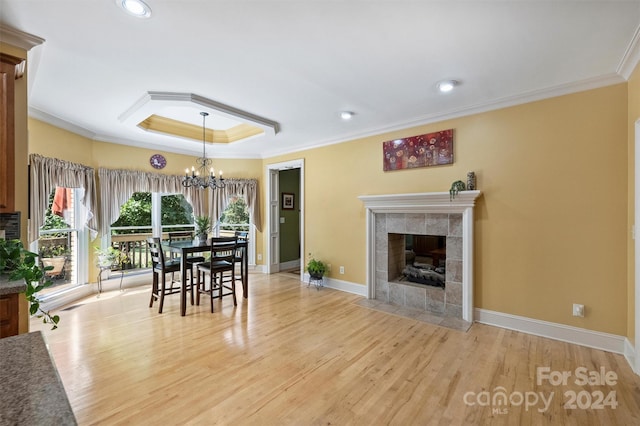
(182, 112), (225, 189)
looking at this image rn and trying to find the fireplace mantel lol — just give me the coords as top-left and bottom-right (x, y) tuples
(359, 190), (481, 322)
(358, 190), (481, 213)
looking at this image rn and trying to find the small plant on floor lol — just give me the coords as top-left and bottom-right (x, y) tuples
(306, 253), (327, 279)
(0, 239), (60, 329)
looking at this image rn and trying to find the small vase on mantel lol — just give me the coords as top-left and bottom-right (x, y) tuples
(466, 171), (476, 191)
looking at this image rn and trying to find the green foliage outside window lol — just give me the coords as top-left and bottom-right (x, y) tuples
(220, 197), (249, 231)
(110, 192), (194, 234)
(161, 194), (193, 228)
(111, 192), (152, 232)
(110, 192), (248, 233)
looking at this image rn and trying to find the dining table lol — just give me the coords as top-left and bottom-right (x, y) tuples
(164, 238), (249, 316)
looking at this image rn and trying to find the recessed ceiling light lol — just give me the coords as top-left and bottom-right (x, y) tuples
(437, 80), (459, 93)
(340, 111), (355, 120)
(117, 0), (152, 18)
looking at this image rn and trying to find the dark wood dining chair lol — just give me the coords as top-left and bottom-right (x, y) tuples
(234, 230), (248, 283)
(195, 237), (237, 313)
(147, 237), (186, 313)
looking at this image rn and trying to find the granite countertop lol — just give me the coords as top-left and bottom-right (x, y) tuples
(0, 331), (76, 425)
(0, 274), (26, 295)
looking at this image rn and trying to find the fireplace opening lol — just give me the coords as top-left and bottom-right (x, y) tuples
(388, 234), (446, 288)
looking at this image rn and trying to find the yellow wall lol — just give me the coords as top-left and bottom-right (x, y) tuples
(28, 119), (94, 165)
(268, 83), (628, 335)
(628, 63), (640, 342)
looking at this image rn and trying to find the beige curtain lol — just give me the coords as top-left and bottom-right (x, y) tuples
(29, 154), (98, 243)
(210, 179), (261, 232)
(97, 168), (205, 236)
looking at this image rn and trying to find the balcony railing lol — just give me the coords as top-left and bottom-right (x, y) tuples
(109, 223), (248, 272)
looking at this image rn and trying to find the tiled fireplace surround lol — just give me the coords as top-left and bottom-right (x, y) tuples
(379, 213), (464, 318)
(359, 191), (481, 322)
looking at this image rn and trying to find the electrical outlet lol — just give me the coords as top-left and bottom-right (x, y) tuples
(257, 254), (262, 261)
(573, 303), (584, 317)
(339, 266), (345, 274)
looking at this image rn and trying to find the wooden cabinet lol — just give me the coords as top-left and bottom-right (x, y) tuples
(0, 53), (23, 213)
(0, 276), (26, 338)
(0, 293), (19, 337)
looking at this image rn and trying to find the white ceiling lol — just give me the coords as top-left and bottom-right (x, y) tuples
(1, 1), (639, 159)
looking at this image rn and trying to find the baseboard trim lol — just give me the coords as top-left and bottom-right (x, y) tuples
(302, 273), (367, 296)
(475, 308), (626, 355)
(624, 338), (637, 374)
(40, 285), (95, 312)
(39, 272), (151, 311)
(252, 265), (265, 273)
(279, 260), (300, 271)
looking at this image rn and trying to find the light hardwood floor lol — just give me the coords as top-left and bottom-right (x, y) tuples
(31, 272), (640, 425)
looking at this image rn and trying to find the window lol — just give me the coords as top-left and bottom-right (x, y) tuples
(37, 187), (88, 297)
(160, 194), (195, 233)
(108, 192), (196, 271)
(219, 196), (250, 233)
(217, 195), (255, 266)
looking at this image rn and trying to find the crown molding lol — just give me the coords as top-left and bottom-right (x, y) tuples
(29, 106), (263, 159)
(29, 107), (97, 139)
(263, 73), (625, 159)
(0, 25), (45, 51)
(30, 73), (627, 161)
(617, 24), (640, 80)
(118, 91), (279, 138)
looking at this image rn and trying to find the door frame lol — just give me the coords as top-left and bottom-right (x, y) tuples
(266, 159), (304, 279)
(635, 119), (640, 374)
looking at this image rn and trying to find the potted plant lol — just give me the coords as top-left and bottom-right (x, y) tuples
(306, 253), (327, 279)
(39, 243), (70, 279)
(0, 239), (60, 329)
(194, 215), (211, 242)
(94, 246), (129, 269)
(449, 180), (466, 201)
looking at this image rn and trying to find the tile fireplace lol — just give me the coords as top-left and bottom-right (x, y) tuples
(359, 191), (481, 322)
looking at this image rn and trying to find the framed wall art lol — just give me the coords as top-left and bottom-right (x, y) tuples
(282, 193), (295, 210)
(382, 129), (454, 171)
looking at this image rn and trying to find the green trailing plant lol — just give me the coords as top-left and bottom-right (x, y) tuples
(449, 180), (466, 201)
(0, 239), (60, 329)
(306, 253), (327, 278)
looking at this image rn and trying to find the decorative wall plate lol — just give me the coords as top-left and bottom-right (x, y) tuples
(150, 154), (167, 169)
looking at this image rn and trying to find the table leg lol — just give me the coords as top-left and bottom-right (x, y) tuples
(180, 255), (187, 316)
(243, 247), (248, 298)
